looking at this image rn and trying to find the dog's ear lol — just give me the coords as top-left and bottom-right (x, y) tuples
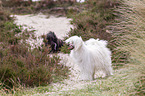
(73, 37), (83, 51)
(79, 36), (83, 42)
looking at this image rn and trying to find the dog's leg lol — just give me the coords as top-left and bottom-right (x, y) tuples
(54, 43), (57, 50)
(105, 66), (113, 76)
(79, 72), (94, 81)
(101, 66), (113, 78)
(49, 41), (57, 53)
(79, 68), (94, 81)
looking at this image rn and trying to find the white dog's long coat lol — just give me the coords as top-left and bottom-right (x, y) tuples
(65, 36), (113, 80)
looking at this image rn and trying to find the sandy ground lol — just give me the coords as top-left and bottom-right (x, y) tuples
(13, 13), (73, 49)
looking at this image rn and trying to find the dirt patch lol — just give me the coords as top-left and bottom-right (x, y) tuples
(12, 13), (73, 49)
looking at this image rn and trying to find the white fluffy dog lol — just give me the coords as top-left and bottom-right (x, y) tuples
(65, 36), (113, 80)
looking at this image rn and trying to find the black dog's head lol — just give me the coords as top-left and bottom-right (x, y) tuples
(45, 31), (58, 46)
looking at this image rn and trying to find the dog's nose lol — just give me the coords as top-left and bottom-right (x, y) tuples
(67, 43), (70, 46)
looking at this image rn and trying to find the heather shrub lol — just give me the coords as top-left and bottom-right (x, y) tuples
(2, 0), (32, 7)
(0, 45), (69, 88)
(69, 0), (119, 40)
(1, 0), (77, 14)
(60, 44), (70, 54)
(0, 32), (69, 92)
(0, 9), (69, 92)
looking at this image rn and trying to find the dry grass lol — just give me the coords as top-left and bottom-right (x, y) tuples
(104, 0), (145, 95)
(121, 0), (145, 95)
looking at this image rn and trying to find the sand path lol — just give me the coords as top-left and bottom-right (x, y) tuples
(13, 13), (73, 49)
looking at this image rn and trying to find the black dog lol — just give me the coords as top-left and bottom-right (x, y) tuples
(45, 31), (63, 53)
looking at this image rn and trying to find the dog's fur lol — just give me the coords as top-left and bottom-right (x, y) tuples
(65, 36), (113, 80)
(45, 31), (63, 53)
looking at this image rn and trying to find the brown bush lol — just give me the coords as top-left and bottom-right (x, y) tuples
(2, 0), (32, 7)
(0, 7), (69, 91)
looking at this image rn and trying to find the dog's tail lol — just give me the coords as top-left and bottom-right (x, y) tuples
(98, 39), (108, 47)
